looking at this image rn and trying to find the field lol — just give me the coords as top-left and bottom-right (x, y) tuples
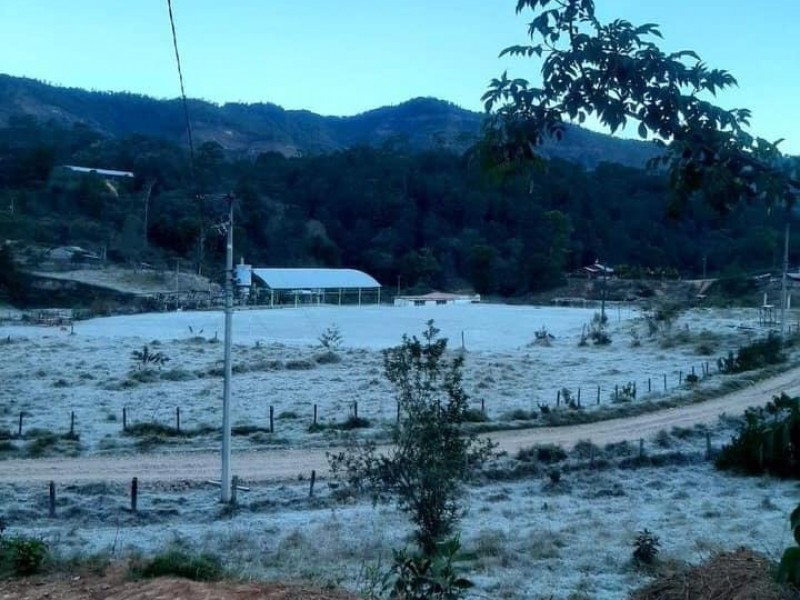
(0, 303), (797, 599)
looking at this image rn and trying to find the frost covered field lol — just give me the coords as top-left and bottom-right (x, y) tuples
(0, 304), (764, 452)
(1, 303), (797, 599)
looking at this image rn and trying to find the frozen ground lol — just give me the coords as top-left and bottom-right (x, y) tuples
(0, 304), (770, 454)
(1, 304), (796, 599)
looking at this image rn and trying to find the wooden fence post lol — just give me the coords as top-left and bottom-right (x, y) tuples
(648, 378), (651, 393)
(396, 401), (401, 424)
(70, 411), (75, 437)
(175, 407), (181, 433)
(130, 477), (138, 513)
(313, 404), (318, 426)
(663, 374), (667, 391)
(480, 397), (485, 415)
(231, 475), (239, 505)
(596, 386), (601, 405)
(577, 388), (581, 408)
(123, 407), (127, 431)
(269, 405), (274, 433)
(49, 481), (56, 518)
(18, 412), (23, 437)
(309, 470), (316, 497)
(705, 432), (712, 460)
(556, 389), (561, 407)
(639, 438), (645, 460)
(353, 401), (358, 420)
(679, 370), (683, 385)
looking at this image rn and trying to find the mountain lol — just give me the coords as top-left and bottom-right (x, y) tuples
(0, 73), (661, 169)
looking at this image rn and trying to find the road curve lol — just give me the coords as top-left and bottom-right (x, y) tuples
(3, 367), (800, 485)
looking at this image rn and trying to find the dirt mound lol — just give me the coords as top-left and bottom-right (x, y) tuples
(0, 568), (358, 600)
(630, 548), (795, 600)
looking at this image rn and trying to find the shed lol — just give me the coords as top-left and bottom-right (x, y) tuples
(394, 292), (481, 307)
(237, 266), (382, 307)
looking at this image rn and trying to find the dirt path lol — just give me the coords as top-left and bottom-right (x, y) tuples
(3, 367), (799, 486)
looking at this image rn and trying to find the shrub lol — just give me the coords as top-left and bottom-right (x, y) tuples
(716, 394), (800, 478)
(718, 332), (785, 374)
(388, 537), (473, 600)
(328, 321), (494, 556)
(517, 443), (567, 464)
(777, 504), (800, 586)
(318, 324), (343, 351)
(130, 345), (169, 371)
(130, 549), (224, 581)
(632, 529), (660, 566)
(0, 521), (49, 578)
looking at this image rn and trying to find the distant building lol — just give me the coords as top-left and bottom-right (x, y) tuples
(61, 165), (135, 178)
(393, 292), (480, 307)
(47, 246), (101, 263)
(579, 261), (614, 279)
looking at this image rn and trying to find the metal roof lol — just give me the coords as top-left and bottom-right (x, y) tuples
(251, 268), (381, 290)
(63, 165), (135, 178)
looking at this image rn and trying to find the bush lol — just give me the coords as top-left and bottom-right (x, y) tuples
(632, 529), (661, 566)
(388, 537), (473, 600)
(130, 549), (224, 581)
(0, 521), (49, 578)
(718, 332), (785, 374)
(716, 394), (800, 478)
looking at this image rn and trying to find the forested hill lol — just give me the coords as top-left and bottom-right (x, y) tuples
(0, 74), (660, 169)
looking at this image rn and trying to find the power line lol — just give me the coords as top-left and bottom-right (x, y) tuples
(166, 0), (196, 171)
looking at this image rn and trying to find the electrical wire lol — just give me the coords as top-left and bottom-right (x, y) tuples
(166, 0), (196, 172)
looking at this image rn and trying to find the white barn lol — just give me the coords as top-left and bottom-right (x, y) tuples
(235, 265), (381, 307)
(393, 292), (480, 307)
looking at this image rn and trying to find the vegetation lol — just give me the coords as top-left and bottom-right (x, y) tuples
(715, 394), (800, 478)
(717, 332), (785, 374)
(0, 519), (49, 579)
(328, 321), (494, 556)
(632, 529), (661, 567)
(129, 548), (225, 582)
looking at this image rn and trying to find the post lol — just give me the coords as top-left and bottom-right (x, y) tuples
(269, 405), (274, 433)
(705, 432), (712, 460)
(131, 477), (138, 513)
(175, 407), (181, 433)
(461, 331), (465, 351)
(313, 404), (318, 426)
(231, 475), (239, 505)
(396, 400), (401, 424)
(639, 438), (644, 460)
(70, 411), (75, 436)
(596, 386), (601, 405)
(663, 374), (667, 391)
(481, 397), (485, 415)
(556, 389), (561, 407)
(18, 411), (23, 437)
(614, 385), (619, 402)
(679, 370), (683, 385)
(648, 378), (651, 393)
(353, 401), (358, 420)
(49, 481), (56, 518)
(781, 219), (789, 339)
(309, 469), (317, 497)
(123, 407), (128, 431)
(221, 194), (235, 504)
(577, 387), (581, 408)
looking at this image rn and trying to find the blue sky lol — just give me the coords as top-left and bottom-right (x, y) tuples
(1, 1), (798, 153)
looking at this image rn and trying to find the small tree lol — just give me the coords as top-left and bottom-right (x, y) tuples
(131, 345), (170, 371)
(329, 320), (493, 556)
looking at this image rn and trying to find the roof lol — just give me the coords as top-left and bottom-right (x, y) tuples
(397, 292), (474, 301)
(251, 268), (380, 290)
(63, 165), (135, 178)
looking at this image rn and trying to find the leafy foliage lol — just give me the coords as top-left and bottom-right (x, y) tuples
(717, 332), (785, 374)
(131, 345), (170, 371)
(318, 324), (343, 352)
(388, 537), (473, 600)
(483, 0), (799, 213)
(328, 321), (494, 556)
(632, 529), (661, 566)
(129, 549), (224, 582)
(716, 394), (800, 478)
(777, 504), (800, 587)
(0, 520), (48, 579)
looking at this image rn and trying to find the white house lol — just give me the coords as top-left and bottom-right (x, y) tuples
(393, 292), (481, 307)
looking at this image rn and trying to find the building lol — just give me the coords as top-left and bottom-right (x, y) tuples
(62, 165), (135, 178)
(234, 265), (382, 307)
(393, 292), (481, 307)
(579, 261), (614, 279)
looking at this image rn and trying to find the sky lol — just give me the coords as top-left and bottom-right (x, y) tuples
(0, 1), (798, 153)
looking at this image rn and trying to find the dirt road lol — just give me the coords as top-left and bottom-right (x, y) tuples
(3, 367), (799, 485)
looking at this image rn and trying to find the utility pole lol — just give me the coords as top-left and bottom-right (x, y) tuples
(781, 218), (790, 339)
(221, 193), (235, 503)
(142, 179), (156, 248)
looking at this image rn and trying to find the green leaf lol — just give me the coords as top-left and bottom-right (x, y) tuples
(778, 547), (800, 584)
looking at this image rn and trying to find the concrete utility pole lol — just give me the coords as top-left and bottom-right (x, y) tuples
(142, 179), (156, 248)
(221, 194), (235, 503)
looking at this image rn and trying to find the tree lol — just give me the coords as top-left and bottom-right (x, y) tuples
(328, 321), (493, 556)
(481, 0), (799, 214)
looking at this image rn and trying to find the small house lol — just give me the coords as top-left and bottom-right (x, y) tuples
(393, 292), (481, 307)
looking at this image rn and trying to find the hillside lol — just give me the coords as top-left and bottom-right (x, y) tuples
(0, 74), (661, 169)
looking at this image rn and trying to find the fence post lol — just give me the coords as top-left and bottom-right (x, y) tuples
(577, 388), (581, 408)
(556, 389), (561, 407)
(639, 438), (645, 460)
(175, 407), (181, 433)
(663, 374), (667, 391)
(18, 412), (23, 437)
(123, 407), (127, 431)
(615, 385), (619, 402)
(70, 411), (75, 437)
(679, 370), (683, 385)
(396, 401), (401, 424)
(461, 330), (465, 351)
(353, 401), (358, 420)
(130, 477), (138, 513)
(705, 432), (712, 460)
(49, 481), (56, 518)
(269, 405), (274, 433)
(309, 470), (317, 497)
(596, 386), (601, 405)
(231, 475), (239, 505)
(648, 378), (651, 393)
(313, 404), (318, 426)
(480, 397), (485, 416)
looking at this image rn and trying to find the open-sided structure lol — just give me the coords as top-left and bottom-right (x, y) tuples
(235, 265), (381, 307)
